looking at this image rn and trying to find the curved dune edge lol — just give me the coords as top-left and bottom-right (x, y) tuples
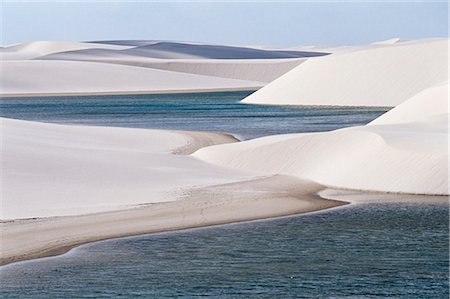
(2, 38), (447, 268)
(0, 40), (326, 97)
(369, 82), (448, 126)
(195, 83), (449, 195)
(36, 58), (306, 83)
(1, 117), (252, 220)
(0, 41), (133, 60)
(2, 83), (447, 265)
(0, 60), (264, 97)
(0, 175), (346, 266)
(0, 118), (345, 266)
(194, 124), (448, 195)
(0, 87), (260, 98)
(172, 130), (239, 155)
(242, 38), (448, 107)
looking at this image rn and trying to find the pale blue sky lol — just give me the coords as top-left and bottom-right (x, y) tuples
(1, 1), (448, 46)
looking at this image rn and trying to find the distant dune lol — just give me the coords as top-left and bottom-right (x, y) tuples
(0, 40), (327, 96)
(88, 40), (164, 46)
(113, 59), (305, 83)
(121, 41), (327, 59)
(196, 83), (449, 195)
(242, 39), (448, 107)
(56, 41), (328, 59)
(1, 38), (448, 265)
(0, 41), (131, 60)
(40, 57), (305, 83)
(0, 60), (264, 96)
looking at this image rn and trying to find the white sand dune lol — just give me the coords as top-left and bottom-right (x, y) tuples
(371, 38), (405, 45)
(41, 41), (327, 60)
(1, 118), (344, 265)
(1, 118), (259, 219)
(243, 38), (448, 107)
(39, 48), (144, 60)
(1, 88), (347, 263)
(90, 40), (284, 48)
(369, 82), (448, 125)
(137, 59), (305, 82)
(121, 41), (327, 59)
(1, 38), (447, 265)
(1, 40), (330, 95)
(40, 56), (305, 83)
(89, 40), (164, 47)
(195, 83), (449, 195)
(0, 41), (131, 60)
(286, 38), (420, 56)
(34, 40), (319, 83)
(1, 175), (343, 265)
(0, 60), (264, 96)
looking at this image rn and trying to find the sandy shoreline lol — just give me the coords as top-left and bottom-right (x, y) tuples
(1, 37), (447, 269)
(0, 175), (346, 266)
(0, 86), (258, 98)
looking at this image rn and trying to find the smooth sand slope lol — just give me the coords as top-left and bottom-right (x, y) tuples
(1, 38), (447, 265)
(116, 58), (305, 83)
(1, 40), (329, 96)
(0, 41), (132, 60)
(41, 56), (305, 83)
(39, 41), (327, 60)
(196, 83), (449, 195)
(0, 118), (343, 265)
(243, 38), (448, 107)
(1, 175), (344, 265)
(1, 118), (256, 219)
(369, 83), (448, 125)
(0, 60), (264, 96)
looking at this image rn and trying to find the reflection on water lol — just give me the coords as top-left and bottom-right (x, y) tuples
(1, 197), (448, 298)
(0, 91), (387, 140)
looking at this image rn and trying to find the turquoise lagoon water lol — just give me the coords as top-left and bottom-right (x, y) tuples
(0, 91), (387, 140)
(0, 92), (448, 298)
(1, 198), (448, 298)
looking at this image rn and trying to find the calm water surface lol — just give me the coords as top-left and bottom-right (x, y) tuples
(1, 199), (448, 298)
(0, 91), (387, 140)
(1, 92), (447, 298)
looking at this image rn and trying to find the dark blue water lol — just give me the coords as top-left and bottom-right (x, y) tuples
(1, 92), (447, 298)
(1, 198), (448, 298)
(0, 91), (387, 140)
